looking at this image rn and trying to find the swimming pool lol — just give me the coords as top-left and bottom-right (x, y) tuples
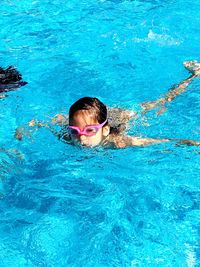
(0, 0), (200, 266)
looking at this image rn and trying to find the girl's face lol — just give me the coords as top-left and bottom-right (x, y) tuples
(69, 110), (109, 147)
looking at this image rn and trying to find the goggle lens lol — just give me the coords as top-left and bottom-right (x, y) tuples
(85, 127), (98, 135)
(69, 128), (79, 136)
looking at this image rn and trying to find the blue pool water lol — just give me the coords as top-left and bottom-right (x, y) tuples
(0, 0), (200, 266)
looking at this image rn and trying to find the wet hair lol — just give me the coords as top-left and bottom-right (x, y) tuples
(69, 97), (107, 124)
(0, 66), (27, 93)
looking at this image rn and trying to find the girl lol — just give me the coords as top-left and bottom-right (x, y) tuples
(16, 60), (200, 148)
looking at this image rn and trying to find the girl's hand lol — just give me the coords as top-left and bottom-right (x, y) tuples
(51, 114), (68, 125)
(177, 139), (200, 146)
(15, 120), (44, 141)
(183, 60), (200, 76)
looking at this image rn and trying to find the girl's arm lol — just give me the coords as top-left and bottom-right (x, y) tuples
(108, 61), (200, 124)
(15, 117), (71, 143)
(141, 60), (200, 115)
(111, 135), (200, 148)
(112, 136), (170, 148)
(15, 119), (61, 141)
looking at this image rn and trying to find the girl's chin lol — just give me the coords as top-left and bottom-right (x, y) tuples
(81, 142), (99, 147)
(73, 139), (100, 147)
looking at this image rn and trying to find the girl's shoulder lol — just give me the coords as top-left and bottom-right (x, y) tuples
(107, 107), (134, 125)
(103, 133), (133, 149)
(107, 106), (138, 132)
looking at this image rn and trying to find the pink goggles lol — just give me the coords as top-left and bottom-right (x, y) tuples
(68, 119), (107, 136)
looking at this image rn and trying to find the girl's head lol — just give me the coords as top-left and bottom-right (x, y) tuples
(68, 97), (110, 147)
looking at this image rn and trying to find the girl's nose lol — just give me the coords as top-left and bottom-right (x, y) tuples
(79, 134), (87, 141)
(78, 134), (88, 145)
